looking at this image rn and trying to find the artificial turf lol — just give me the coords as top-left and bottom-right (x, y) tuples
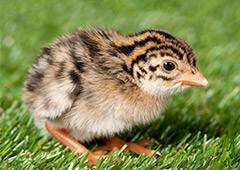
(1, 0), (240, 169)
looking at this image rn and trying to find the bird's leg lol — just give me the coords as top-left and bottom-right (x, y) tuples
(95, 137), (157, 156)
(45, 122), (106, 167)
(45, 122), (157, 166)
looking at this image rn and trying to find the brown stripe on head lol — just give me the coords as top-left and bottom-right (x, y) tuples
(115, 30), (197, 70)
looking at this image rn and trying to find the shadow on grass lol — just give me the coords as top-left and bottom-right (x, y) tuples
(116, 108), (237, 148)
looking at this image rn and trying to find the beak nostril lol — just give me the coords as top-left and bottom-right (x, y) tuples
(191, 69), (196, 75)
(191, 67), (198, 75)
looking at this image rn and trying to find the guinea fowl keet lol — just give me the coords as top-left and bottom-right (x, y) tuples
(24, 28), (208, 166)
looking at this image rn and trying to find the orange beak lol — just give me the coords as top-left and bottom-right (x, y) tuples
(177, 67), (208, 87)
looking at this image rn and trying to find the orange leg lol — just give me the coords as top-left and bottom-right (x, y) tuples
(135, 139), (155, 147)
(95, 137), (158, 156)
(45, 122), (158, 167)
(45, 122), (105, 167)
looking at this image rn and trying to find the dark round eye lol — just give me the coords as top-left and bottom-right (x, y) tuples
(163, 61), (176, 71)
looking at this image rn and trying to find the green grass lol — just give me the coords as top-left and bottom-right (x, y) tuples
(1, 0), (240, 169)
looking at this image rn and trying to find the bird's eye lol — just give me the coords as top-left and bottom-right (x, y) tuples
(163, 61), (176, 71)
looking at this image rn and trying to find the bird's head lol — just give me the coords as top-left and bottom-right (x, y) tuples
(124, 30), (208, 97)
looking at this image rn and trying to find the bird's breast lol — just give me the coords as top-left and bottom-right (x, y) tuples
(64, 94), (168, 142)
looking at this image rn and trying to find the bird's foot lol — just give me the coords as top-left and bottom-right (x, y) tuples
(94, 137), (159, 156)
(45, 122), (158, 167)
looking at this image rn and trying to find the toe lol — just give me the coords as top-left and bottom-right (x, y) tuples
(135, 139), (155, 147)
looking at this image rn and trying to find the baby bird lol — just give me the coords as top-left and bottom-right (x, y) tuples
(23, 28), (208, 165)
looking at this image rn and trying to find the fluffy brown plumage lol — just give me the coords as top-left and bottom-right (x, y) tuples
(23, 28), (207, 165)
